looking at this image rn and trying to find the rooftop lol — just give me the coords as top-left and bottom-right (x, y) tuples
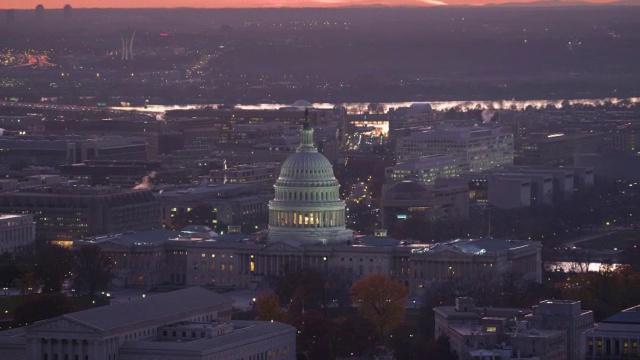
(82, 229), (179, 246)
(119, 321), (293, 354)
(413, 238), (535, 255)
(602, 305), (640, 325)
(56, 287), (232, 332)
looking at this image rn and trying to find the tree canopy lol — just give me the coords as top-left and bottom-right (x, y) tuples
(350, 273), (408, 335)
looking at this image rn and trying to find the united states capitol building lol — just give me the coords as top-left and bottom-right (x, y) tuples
(78, 120), (542, 293)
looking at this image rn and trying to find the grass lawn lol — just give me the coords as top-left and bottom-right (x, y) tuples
(579, 231), (640, 250)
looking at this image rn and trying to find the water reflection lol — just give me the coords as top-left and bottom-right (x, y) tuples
(111, 97), (640, 114)
(545, 261), (621, 273)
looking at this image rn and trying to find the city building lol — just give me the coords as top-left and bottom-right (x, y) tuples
(78, 229), (180, 288)
(526, 300), (594, 360)
(516, 133), (604, 166)
(395, 126), (514, 172)
(380, 181), (469, 228)
(208, 163), (281, 190)
(60, 160), (191, 188)
(79, 122), (542, 295)
(384, 155), (470, 186)
(155, 184), (272, 230)
(584, 304), (640, 359)
(0, 136), (148, 170)
(0, 187), (161, 241)
(0, 287), (296, 360)
(409, 237), (542, 290)
(0, 214), (35, 255)
(575, 153), (640, 181)
(435, 298), (580, 360)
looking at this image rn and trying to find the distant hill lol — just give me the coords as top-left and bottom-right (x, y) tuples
(484, 0), (636, 7)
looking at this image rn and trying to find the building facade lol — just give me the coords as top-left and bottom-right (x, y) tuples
(0, 287), (295, 360)
(0, 187), (160, 240)
(384, 155), (470, 186)
(584, 305), (640, 360)
(395, 126), (514, 172)
(0, 214), (35, 255)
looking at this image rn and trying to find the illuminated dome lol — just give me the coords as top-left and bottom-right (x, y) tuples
(268, 120), (352, 244)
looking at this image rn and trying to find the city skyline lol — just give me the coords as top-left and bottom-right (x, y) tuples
(1, 0), (623, 10)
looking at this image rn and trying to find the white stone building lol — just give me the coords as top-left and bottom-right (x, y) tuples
(0, 214), (35, 255)
(395, 126), (514, 171)
(0, 287), (295, 360)
(584, 305), (640, 359)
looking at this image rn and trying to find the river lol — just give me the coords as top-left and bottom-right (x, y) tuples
(110, 97), (640, 114)
(545, 261), (621, 273)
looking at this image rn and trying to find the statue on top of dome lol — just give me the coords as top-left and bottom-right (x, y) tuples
(303, 107), (311, 130)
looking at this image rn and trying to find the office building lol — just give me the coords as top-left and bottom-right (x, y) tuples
(0, 214), (35, 255)
(526, 300), (594, 360)
(0, 287), (296, 360)
(0, 136), (147, 170)
(380, 181), (469, 228)
(0, 187), (161, 241)
(384, 155), (470, 186)
(584, 305), (640, 359)
(516, 133), (604, 166)
(436, 298), (566, 360)
(395, 126), (514, 172)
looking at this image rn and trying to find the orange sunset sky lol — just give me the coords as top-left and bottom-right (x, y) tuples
(1, 0), (622, 9)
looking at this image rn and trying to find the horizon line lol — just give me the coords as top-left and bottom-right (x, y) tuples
(0, 2), (631, 10)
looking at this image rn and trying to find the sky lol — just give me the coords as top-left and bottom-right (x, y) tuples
(3, 0), (621, 9)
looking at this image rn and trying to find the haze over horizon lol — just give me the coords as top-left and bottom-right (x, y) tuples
(1, 0), (624, 10)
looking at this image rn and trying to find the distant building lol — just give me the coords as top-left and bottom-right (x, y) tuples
(0, 187), (161, 241)
(0, 287), (296, 360)
(0, 214), (35, 255)
(384, 155), (470, 186)
(526, 300), (594, 360)
(0, 136), (148, 170)
(584, 304), (640, 359)
(380, 180), (469, 228)
(386, 103), (442, 149)
(395, 126), (514, 172)
(208, 163), (280, 190)
(435, 298), (590, 360)
(516, 133), (604, 166)
(409, 238), (542, 290)
(155, 184), (272, 230)
(437, 165), (594, 209)
(60, 160), (190, 188)
(574, 153), (640, 181)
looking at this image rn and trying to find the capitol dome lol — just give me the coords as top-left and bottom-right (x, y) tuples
(268, 120), (352, 244)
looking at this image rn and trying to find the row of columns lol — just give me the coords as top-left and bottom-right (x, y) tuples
(237, 253), (328, 275)
(269, 210), (344, 228)
(276, 189), (338, 202)
(31, 337), (96, 360)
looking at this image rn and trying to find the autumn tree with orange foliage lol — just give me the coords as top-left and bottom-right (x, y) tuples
(350, 273), (408, 335)
(255, 291), (287, 322)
